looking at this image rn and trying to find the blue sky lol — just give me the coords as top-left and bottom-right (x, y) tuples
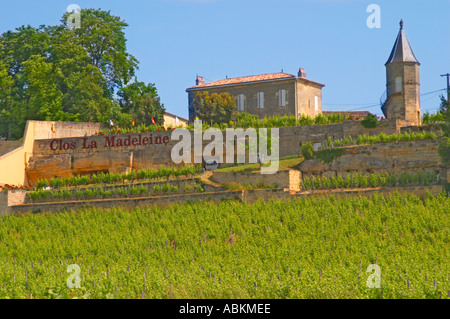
(1, 0), (449, 118)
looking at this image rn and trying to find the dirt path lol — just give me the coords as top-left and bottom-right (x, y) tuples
(199, 171), (223, 188)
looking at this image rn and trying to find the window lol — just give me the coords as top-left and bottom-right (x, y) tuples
(395, 77), (402, 93)
(237, 94), (245, 111)
(314, 96), (319, 111)
(279, 89), (286, 107)
(257, 92), (264, 109)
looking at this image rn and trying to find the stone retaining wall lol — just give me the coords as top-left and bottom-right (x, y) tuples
(3, 184), (445, 216)
(25, 120), (405, 185)
(210, 170), (300, 191)
(299, 139), (444, 178)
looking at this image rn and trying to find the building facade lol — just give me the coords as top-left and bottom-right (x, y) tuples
(381, 20), (421, 125)
(186, 68), (325, 121)
(163, 112), (188, 129)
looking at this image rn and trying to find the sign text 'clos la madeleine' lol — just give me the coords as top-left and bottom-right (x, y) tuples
(50, 134), (170, 151)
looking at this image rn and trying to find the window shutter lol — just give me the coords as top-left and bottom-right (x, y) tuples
(314, 96), (319, 111)
(239, 94), (245, 111)
(281, 89), (286, 106)
(260, 92), (264, 108)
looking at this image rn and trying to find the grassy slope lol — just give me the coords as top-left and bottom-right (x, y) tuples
(0, 192), (448, 299)
(216, 156), (303, 173)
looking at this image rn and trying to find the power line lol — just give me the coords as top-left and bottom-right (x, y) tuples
(420, 88), (446, 96)
(324, 88), (446, 111)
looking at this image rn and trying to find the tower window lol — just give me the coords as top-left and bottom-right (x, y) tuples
(395, 77), (402, 93)
(315, 96), (319, 111)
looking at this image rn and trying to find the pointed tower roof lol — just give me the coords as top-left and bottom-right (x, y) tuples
(385, 20), (419, 65)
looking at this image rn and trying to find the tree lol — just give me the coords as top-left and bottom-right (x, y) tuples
(60, 9), (139, 95)
(192, 91), (237, 124)
(0, 8), (154, 139)
(0, 61), (15, 138)
(437, 95), (450, 194)
(118, 80), (165, 126)
(438, 94), (449, 121)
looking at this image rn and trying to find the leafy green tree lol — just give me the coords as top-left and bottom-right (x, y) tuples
(0, 8), (151, 139)
(60, 9), (139, 94)
(438, 94), (449, 121)
(118, 81), (165, 126)
(192, 91), (237, 124)
(0, 61), (15, 138)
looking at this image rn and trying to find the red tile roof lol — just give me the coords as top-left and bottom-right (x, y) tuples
(188, 72), (296, 89)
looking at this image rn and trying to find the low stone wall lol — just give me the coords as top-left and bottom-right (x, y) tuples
(243, 188), (287, 203)
(400, 123), (445, 134)
(23, 178), (220, 204)
(9, 190), (245, 214)
(292, 185), (444, 200)
(210, 170), (301, 191)
(2, 184), (446, 216)
(299, 139), (444, 178)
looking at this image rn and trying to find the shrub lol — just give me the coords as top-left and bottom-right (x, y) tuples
(36, 179), (49, 189)
(161, 184), (170, 193)
(130, 186), (141, 195)
(361, 113), (378, 128)
(84, 188), (99, 199)
(75, 189), (84, 199)
(117, 187), (128, 196)
(153, 185), (160, 193)
(139, 186), (147, 194)
(100, 188), (113, 198)
(301, 142), (314, 160)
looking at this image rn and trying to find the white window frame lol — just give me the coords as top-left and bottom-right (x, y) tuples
(279, 89), (286, 107)
(314, 96), (319, 111)
(257, 92), (264, 109)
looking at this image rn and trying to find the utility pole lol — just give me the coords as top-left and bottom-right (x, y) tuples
(441, 73), (450, 108)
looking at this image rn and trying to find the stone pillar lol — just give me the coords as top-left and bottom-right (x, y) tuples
(288, 170), (301, 192)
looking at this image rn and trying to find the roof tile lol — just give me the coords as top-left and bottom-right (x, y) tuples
(189, 72), (296, 89)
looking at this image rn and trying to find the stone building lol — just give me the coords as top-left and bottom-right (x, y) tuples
(186, 68), (325, 121)
(381, 20), (421, 125)
(163, 112), (188, 129)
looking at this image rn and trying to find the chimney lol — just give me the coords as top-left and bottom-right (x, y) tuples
(196, 75), (205, 86)
(298, 68), (307, 78)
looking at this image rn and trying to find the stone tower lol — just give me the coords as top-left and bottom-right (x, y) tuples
(382, 20), (421, 125)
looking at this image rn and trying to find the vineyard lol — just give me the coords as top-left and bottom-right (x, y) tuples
(301, 171), (444, 191)
(0, 192), (448, 299)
